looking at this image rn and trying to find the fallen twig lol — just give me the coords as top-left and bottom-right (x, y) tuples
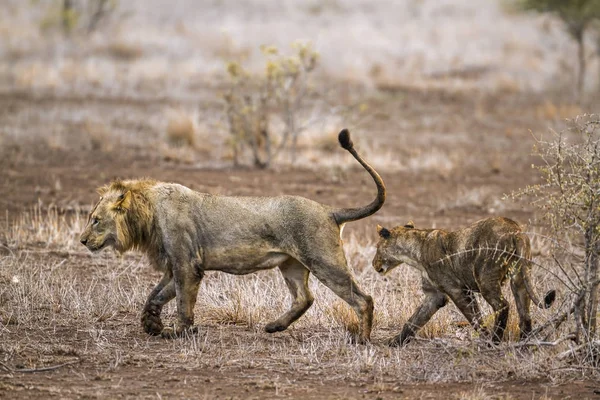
(556, 340), (600, 361)
(9, 359), (80, 373)
(529, 291), (585, 338)
(0, 361), (12, 372)
(510, 334), (576, 349)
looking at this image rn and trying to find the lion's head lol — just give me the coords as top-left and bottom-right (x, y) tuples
(80, 180), (154, 253)
(372, 221), (418, 274)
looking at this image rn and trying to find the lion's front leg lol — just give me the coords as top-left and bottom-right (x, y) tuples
(141, 271), (175, 335)
(160, 262), (203, 339)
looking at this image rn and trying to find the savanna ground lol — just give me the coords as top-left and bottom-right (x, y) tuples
(2, 1), (600, 399)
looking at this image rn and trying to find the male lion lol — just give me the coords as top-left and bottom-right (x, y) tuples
(80, 129), (384, 343)
(372, 217), (555, 345)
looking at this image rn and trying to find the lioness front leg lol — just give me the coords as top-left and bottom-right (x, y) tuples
(161, 262), (203, 338)
(141, 271), (175, 335)
(391, 281), (448, 346)
(265, 259), (314, 333)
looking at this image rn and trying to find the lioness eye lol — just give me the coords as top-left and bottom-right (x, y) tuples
(92, 218), (100, 226)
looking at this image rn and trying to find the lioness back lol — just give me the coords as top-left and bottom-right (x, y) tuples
(373, 217), (555, 345)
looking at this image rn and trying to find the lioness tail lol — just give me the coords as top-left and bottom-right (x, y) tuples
(332, 129), (386, 224)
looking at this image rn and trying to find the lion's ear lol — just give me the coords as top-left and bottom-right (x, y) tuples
(97, 185), (109, 196)
(113, 190), (132, 211)
(377, 225), (391, 239)
(404, 220), (415, 229)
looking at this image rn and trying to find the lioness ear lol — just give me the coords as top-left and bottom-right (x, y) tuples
(404, 220), (415, 229)
(377, 225), (391, 239)
(113, 190), (132, 211)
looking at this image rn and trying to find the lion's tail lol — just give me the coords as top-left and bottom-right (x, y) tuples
(514, 234), (556, 309)
(332, 129), (386, 225)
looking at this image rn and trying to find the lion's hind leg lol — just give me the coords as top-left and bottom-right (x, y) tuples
(265, 259), (314, 333)
(303, 252), (374, 344)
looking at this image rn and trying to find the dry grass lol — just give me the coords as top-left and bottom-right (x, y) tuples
(104, 40), (144, 61)
(7, 205), (84, 251)
(0, 209), (595, 385)
(165, 109), (196, 147)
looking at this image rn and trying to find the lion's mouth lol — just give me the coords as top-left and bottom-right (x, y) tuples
(86, 238), (114, 253)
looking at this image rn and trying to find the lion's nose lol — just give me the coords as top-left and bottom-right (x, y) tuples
(80, 238), (88, 246)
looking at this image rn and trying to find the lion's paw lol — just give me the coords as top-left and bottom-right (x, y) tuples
(141, 311), (164, 336)
(160, 324), (199, 339)
(264, 321), (287, 333)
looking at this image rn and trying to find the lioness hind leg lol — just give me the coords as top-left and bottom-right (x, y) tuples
(392, 279), (448, 346)
(443, 286), (485, 335)
(479, 281), (509, 344)
(141, 271), (175, 335)
(510, 273), (532, 340)
(306, 256), (373, 344)
(265, 259), (314, 333)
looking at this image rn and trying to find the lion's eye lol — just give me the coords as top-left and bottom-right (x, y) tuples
(92, 217), (100, 226)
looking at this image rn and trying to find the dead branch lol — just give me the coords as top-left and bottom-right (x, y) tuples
(9, 359), (80, 373)
(557, 340), (600, 361)
(529, 290), (585, 338)
(0, 361), (12, 372)
(510, 334), (576, 349)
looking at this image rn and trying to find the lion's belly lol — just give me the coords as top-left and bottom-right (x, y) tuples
(203, 248), (291, 275)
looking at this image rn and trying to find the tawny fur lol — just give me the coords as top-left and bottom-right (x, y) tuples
(80, 130), (385, 343)
(373, 217), (555, 345)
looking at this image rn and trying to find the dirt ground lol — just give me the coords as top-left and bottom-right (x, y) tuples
(1, 88), (599, 399)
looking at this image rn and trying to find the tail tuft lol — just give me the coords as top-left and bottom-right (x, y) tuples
(543, 290), (556, 308)
(338, 129), (354, 150)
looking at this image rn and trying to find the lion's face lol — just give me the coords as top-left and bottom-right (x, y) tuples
(80, 191), (130, 253)
(372, 222), (416, 274)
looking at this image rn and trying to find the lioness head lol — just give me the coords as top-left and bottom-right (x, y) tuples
(372, 221), (417, 274)
(80, 183), (135, 253)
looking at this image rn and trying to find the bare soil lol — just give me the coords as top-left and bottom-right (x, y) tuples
(1, 89), (599, 399)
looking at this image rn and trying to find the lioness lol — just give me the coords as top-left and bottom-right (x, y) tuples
(80, 129), (384, 343)
(372, 217), (555, 345)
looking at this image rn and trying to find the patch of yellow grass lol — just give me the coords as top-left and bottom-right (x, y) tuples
(166, 110), (196, 147)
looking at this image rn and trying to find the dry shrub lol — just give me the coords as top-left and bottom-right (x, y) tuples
(535, 101), (582, 120)
(106, 40), (144, 61)
(8, 205), (84, 250)
(326, 300), (359, 337)
(310, 133), (339, 153)
(419, 312), (451, 340)
(83, 119), (113, 151)
(202, 292), (251, 327)
(166, 110), (196, 147)
(455, 387), (495, 400)
(223, 42), (320, 168)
